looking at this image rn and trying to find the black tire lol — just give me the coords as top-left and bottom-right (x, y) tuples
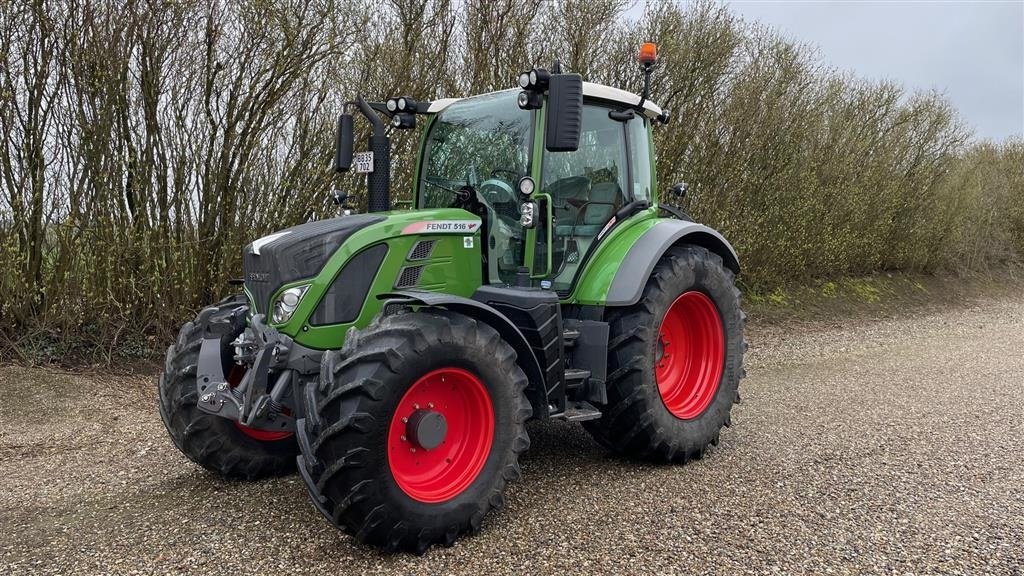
(583, 244), (746, 462)
(299, 310), (531, 553)
(158, 295), (297, 479)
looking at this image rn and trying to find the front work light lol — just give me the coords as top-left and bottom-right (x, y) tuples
(517, 68), (550, 92)
(271, 285), (309, 324)
(391, 113), (416, 129)
(517, 176), (535, 198)
(387, 96), (419, 113)
(517, 91), (542, 110)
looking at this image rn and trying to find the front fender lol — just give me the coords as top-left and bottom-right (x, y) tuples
(377, 289), (549, 418)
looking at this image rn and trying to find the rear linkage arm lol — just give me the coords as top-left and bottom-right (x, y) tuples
(194, 308), (296, 433)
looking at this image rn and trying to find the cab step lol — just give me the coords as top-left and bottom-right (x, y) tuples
(564, 367), (591, 390)
(556, 400), (602, 422)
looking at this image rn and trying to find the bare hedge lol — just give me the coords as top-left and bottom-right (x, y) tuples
(1, 0), (1021, 362)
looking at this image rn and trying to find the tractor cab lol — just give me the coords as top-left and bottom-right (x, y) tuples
(415, 85), (664, 294)
(333, 59), (670, 299)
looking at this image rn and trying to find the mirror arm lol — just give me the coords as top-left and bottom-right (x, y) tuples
(355, 95), (385, 138)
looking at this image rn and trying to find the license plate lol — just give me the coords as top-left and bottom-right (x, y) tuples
(353, 151), (374, 173)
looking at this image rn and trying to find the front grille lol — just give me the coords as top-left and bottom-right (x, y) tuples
(395, 265), (423, 288)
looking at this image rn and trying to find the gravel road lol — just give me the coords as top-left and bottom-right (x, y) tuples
(2, 293), (1022, 575)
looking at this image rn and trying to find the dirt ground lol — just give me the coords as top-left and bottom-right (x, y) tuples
(1, 291), (1022, 575)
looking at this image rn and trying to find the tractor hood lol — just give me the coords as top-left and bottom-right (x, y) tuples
(243, 215), (385, 314)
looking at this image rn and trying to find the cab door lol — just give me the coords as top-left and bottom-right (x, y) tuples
(530, 103), (639, 295)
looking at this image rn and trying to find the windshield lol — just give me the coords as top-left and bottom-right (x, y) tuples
(419, 90), (532, 208)
(418, 90), (532, 284)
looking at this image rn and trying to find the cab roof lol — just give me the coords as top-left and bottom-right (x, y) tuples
(426, 82), (663, 120)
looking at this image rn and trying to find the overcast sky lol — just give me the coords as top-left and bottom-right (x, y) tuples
(659, 1), (1024, 141)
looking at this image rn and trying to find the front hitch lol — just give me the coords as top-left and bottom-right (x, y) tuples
(194, 311), (296, 433)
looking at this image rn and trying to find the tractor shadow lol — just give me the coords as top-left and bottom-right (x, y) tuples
(521, 419), (605, 465)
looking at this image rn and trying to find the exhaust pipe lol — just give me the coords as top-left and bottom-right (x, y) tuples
(355, 96), (391, 213)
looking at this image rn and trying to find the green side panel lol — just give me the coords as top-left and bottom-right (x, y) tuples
(271, 208), (483, 350)
(563, 208), (660, 305)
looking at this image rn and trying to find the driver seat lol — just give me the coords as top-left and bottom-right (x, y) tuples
(554, 181), (621, 237)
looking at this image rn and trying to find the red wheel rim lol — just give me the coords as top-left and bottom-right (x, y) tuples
(227, 364), (293, 442)
(387, 368), (494, 503)
(655, 291), (725, 420)
(235, 422), (293, 442)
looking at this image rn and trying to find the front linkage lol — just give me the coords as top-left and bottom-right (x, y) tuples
(195, 308), (294, 434)
(191, 304), (324, 438)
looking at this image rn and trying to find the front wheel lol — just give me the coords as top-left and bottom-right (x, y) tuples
(584, 245), (746, 462)
(298, 310), (531, 553)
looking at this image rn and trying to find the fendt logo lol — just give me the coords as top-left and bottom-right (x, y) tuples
(401, 220), (481, 235)
(247, 271), (270, 282)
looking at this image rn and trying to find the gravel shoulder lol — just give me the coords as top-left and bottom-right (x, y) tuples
(1, 293), (1022, 575)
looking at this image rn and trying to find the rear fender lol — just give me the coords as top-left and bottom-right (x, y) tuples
(606, 219), (740, 306)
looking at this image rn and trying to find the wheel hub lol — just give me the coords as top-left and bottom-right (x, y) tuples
(406, 409), (448, 450)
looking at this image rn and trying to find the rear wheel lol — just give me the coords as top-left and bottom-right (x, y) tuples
(584, 245), (746, 461)
(158, 296), (297, 479)
(298, 310), (531, 553)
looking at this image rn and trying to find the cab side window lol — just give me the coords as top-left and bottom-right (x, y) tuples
(627, 116), (652, 202)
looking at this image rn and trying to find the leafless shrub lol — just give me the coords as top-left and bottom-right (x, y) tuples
(0, 0), (1020, 363)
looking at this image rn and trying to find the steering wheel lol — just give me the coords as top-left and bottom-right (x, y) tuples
(490, 168), (521, 181)
(478, 178), (516, 205)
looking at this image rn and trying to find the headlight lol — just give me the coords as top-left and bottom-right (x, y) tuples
(520, 202), (538, 228)
(271, 285), (309, 324)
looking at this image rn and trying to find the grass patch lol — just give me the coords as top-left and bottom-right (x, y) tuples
(743, 267), (1023, 327)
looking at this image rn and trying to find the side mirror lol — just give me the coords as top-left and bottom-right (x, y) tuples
(334, 113), (354, 173)
(671, 182), (688, 199)
(545, 73), (583, 152)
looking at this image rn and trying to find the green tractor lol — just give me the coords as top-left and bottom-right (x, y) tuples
(158, 45), (745, 553)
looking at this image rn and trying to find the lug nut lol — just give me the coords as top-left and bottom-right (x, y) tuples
(201, 393), (213, 403)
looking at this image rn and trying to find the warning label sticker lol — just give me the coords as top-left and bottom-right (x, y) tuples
(401, 220), (481, 235)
